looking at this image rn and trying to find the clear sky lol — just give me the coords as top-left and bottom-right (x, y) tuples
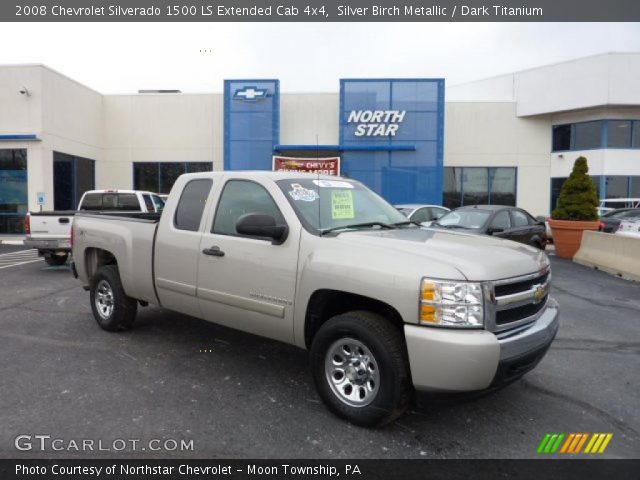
(1, 22), (639, 93)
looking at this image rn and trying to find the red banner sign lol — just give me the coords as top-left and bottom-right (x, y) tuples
(272, 156), (340, 176)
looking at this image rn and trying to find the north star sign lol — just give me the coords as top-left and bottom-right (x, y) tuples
(347, 110), (406, 136)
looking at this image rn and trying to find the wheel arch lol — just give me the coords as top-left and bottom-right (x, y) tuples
(84, 247), (118, 283)
(304, 289), (405, 348)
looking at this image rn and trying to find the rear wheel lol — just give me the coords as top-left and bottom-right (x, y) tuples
(90, 265), (137, 331)
(310, 311), (413, 427)
(44, 253), (68, 266)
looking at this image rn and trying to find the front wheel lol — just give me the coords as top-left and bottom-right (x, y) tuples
(310, 311), (413, 427)
(89, 265), (137, 332)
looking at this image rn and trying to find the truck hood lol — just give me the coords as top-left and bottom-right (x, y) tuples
(335, 227), (549, 281)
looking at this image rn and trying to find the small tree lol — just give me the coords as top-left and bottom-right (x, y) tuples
(552, 157), (599, 221)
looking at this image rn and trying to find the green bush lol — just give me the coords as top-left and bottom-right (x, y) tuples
(552, 157), (599, 221)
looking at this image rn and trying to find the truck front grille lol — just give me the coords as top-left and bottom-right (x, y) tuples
(487, 267), (550, 333)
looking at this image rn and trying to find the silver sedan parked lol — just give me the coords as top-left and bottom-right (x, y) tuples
(396, 204), (450, 226)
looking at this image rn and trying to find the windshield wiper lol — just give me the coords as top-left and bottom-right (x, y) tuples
(320, 222), (397, 235)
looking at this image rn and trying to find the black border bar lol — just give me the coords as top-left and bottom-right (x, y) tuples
(2, 460), (640, 480)
(4, 0), (640, 22)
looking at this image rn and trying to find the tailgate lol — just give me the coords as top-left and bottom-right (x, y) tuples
(28, 212), (75, 239)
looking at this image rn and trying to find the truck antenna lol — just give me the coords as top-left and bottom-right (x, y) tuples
(316, 133), (321, 233)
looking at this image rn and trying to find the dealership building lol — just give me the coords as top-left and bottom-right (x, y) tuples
(1, 52), (639, 234)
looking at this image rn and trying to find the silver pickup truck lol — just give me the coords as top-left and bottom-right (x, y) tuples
(72, 171), (559, 426)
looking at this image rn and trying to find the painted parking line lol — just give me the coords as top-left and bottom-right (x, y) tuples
(0, 249), (42, 269)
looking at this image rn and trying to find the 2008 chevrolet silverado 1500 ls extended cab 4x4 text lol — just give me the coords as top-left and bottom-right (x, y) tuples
(72, 171), (559, 426)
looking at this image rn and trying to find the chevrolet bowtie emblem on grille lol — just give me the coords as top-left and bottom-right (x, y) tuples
(533, 284), (546, 303)
(234, 86), (268, 101)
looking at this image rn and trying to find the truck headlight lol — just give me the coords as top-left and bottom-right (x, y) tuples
(419, 278), (484, 328)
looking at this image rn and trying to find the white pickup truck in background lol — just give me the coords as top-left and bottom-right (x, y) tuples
(25, 189), (164, 266)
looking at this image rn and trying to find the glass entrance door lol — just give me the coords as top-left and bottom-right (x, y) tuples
(0, 149), (28, 234)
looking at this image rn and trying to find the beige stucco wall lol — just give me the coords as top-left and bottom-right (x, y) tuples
(102, 93), (221, 189)
(444, 102), (552, 216)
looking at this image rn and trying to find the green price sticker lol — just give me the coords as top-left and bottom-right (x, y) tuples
(331, 190), (355, 219)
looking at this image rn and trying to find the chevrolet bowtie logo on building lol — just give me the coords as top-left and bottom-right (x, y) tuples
(234, 86), (268, 102)
(537, 433), (613, 454)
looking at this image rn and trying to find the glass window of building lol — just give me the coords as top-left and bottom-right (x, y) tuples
(633, 121), (640, 149)
(605, 176), (629, 199)
(133, 162), (212, 193)
(443, 167), (462, 209)
(53, 152), (95, 210)
(462, 168), (489, 205)
(573, 121), (603, 150)
(0, 149), (28, 234)
(489, 168), (516, 206)
(443, 167), (516, 209)
(133, 163), (159, 192)
(631, 177), (640, 198)
(552, 124), (572, 151)
(607, 120), (632, 148)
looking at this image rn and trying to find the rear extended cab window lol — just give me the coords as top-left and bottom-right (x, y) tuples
(174, 179), (213, 231)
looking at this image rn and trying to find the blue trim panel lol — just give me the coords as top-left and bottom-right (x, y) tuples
(0, 134), (39, 141)
(339, 78), (445, 205)
(274, 144), (416, 152)
(224, 79), (280, 171)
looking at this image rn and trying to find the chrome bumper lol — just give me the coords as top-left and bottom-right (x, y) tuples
(405, 298), (559, 392)
(24, 237), (71, 251)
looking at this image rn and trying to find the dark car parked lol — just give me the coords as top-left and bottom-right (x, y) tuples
(598, 208), (640, 233)
(431, 205), (547, 249)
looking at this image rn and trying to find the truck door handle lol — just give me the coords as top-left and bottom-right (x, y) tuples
(202, 246), (225, 257)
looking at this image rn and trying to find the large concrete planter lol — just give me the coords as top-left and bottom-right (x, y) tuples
(548, 218), (600, 259)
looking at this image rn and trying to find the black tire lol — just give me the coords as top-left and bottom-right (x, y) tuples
(89, 265), (137, 332)
(310, 311), (413, 427)
(44, 253), (68, 266)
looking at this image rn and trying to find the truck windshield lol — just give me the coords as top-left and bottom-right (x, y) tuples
(276, 178), (409, 235)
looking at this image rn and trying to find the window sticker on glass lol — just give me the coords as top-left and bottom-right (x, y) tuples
(313, 179), (354, 189)
(288, 183), (319, 202)
(332, 190), (355, 219)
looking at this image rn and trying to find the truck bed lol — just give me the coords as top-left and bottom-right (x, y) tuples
(73, 212), (160, 304)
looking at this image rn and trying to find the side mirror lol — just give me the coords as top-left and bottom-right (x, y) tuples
(535, 215), (547, 226)
(487, 227), (504, 235)
(235, 213), (288, 245)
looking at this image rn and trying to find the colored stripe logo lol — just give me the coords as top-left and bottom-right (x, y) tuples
(537, 433), (613, 454)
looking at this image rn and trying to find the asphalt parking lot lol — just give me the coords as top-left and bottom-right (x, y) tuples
(0, 244), (638, 459)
